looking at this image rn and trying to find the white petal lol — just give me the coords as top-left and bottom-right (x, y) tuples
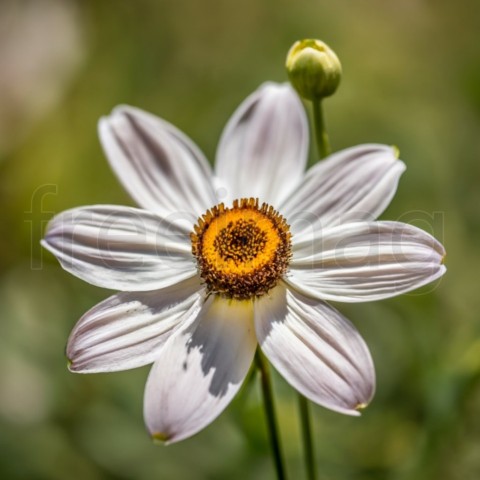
(99, 105), (217, 222)
(281, 144), (406, 235)
(215, 83), (309, 206)
(67, 277), (204, 373)
(144, 296), (256, 443)
(255, 283), (375, 415)
(289, 221), (446, 302)
(42, 205), (196, 291)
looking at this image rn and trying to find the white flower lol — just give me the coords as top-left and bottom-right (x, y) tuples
(42, 83), (446, 444)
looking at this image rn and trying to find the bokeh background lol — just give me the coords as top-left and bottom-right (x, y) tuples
(1, 0), (479, 478)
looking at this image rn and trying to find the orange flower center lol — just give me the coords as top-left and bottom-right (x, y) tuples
(191, 198), (292, 299)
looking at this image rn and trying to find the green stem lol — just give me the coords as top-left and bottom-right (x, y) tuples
(255, 349), (287, 480)
(312, 99), (331, 159)
(296, 96), (329, 480)
(298, 394), (317, 480)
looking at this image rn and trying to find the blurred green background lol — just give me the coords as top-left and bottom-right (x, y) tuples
(1, 0), (479, 478)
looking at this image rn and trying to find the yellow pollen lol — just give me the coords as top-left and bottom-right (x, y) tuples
(191, 198), (291, 299)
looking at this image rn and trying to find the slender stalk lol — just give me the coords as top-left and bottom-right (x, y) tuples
(296, 96), (331, 480)
(255, 349), (287, 480)
(298, 394), (317, 480)
(312, 99), (331, 159)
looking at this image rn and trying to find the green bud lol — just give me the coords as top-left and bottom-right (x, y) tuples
(286, 39), (342, 101)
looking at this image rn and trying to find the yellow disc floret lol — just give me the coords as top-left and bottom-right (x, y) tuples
(191, 198), (292, 299)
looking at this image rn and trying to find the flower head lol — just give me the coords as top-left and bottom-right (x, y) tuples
(42, 83), (446, 443)
(191, 197), (292, 299)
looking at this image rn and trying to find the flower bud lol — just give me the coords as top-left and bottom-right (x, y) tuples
(286, 39), (342, 101)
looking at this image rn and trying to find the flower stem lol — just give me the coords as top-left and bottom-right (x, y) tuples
(312, 99), (331, 159)
(298, 96), (329, 480)
(255, 349), (287, 480)
(298, 394), (317, 480)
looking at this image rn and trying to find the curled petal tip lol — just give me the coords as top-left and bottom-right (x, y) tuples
(391, 145), (400, 158)
(355, 402), (369, 413)
(67, 360), (81, 373)
(151, 432), (171, 445)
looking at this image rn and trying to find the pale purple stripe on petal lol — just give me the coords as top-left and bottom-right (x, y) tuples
(215, 83), (309, 207)
(289, 221), (446, 302)
(42, 205), (196, 291)
(99, 105), (217, 222)
(144, 296), (256, 443)
(281, 144), (405, 235)
(255, 283), (375, 415)
(68, 277), (205, 372)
